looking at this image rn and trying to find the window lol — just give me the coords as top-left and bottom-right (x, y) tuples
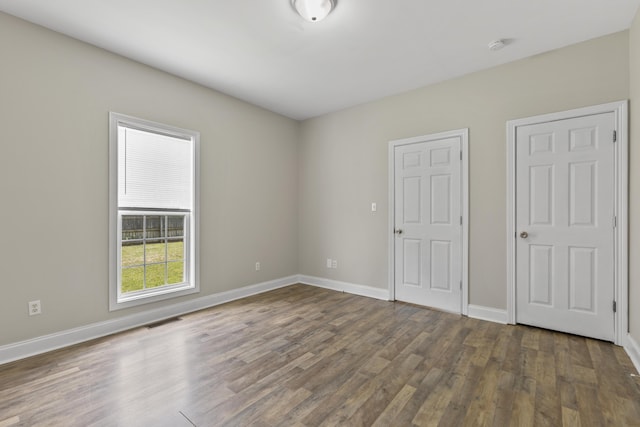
(109, 113), (199, 310)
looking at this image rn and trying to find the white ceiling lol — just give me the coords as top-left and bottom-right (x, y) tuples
(0, 0), (638, 120)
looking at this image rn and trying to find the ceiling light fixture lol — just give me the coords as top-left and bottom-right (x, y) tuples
(292, 0), (335, 22)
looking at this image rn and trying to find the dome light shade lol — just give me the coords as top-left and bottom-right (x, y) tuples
(292, 0), (335, 22)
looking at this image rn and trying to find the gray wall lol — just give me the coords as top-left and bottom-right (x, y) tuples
(630, 10), (640, 344)
(0, 13), (300, 346)
(298, 32), (629, 310)
(0, 9), (635, 348)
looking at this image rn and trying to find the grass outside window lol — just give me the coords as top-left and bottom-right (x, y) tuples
(121, 241), (185, 293)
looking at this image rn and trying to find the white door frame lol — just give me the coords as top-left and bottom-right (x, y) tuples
(388, 128), (469, 315)
(506, 101), (628, 345)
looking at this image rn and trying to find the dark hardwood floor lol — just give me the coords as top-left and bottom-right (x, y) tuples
(1, 284), (639, 426)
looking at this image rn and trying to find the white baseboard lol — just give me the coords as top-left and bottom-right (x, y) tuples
(625, 333), (640, 374)
(0, 275), (516, 365)
(467, 304), (508, 324)
(297, 275), (389, 301)
(0, 275), (298, 366)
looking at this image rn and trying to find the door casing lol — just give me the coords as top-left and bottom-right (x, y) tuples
(506, 101), (628, 345)
(388, 129), (469, 315)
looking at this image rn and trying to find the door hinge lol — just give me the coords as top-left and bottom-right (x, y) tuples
(460, 150), (462, 161)
(460, 216), (462, 225)
(613, 301), (617, 313)
(613, 216), (617, 228)
(460, 281), (462, 290)
(613, 130), (617, 143)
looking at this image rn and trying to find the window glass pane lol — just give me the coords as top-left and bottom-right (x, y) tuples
(122, 215), (144, 242)
(167, 261), (184, 285)
(145, 216), (164, 240)
(167, 239), (184, 262)
(121, 243), (144, 267)
(146, 264), (166, 288)
(145, 241), (166, 264)
(167, 215), (184, 238)
(119, 214), (187, 294)
(122, 267), (144, 293)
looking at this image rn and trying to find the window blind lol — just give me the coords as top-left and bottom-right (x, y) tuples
(117, 126), (193, 210)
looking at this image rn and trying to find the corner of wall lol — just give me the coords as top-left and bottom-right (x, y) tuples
(628, 6), (640, 347)
(625, 333), (640, 374)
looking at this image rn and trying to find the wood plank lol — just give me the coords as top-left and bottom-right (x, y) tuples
(0, 416), (19, 427)
(0, 284), (639, 426)
(371, 384), (416, 427)
(562, 407), (582, 427)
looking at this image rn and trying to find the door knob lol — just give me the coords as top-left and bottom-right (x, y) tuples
(520, 231), (528, 239)
(394, 228), (403, 235)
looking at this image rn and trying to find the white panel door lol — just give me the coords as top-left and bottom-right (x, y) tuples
(394, 137), (461, 313)
(516, 112), (615, 341)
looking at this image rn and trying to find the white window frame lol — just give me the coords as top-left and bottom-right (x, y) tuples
(109, 112), (200, 311)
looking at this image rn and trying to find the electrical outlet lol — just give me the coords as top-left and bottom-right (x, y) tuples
(255, 262), (261, 271)
(332, 259), (338, 269)
(327, 258), (332, 268)
(28, 300), (41, 316)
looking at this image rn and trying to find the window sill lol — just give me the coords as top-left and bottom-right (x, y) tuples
(109, 283), (199, 311)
